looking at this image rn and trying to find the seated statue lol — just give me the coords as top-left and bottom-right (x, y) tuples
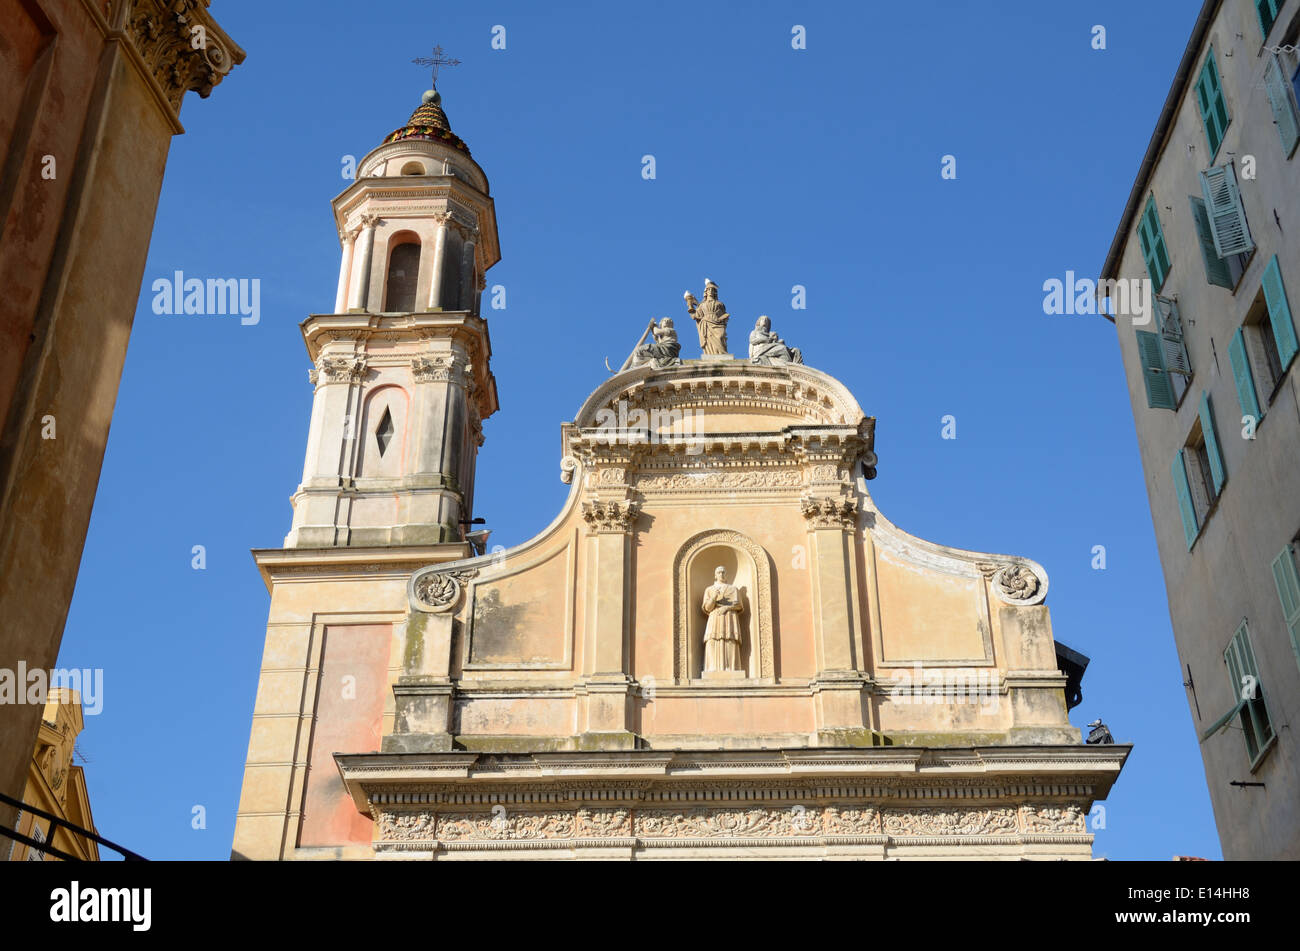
(631, 317), (682, 369)
(748, 315), (802, 366)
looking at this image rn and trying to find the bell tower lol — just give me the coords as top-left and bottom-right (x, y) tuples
(284, 85), (500, 548)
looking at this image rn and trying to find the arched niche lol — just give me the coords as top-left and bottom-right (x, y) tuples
(673, 529), (775, 684)
(356, 384), (409, 478)
(384, 231), (421, 312)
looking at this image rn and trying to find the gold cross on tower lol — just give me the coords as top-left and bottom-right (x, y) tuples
(412, 44), (461, 89)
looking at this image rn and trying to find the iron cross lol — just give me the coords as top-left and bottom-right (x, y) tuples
(412, 45), (461, 88)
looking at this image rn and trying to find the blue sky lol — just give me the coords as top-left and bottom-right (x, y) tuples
(56, 0), (1223, 860)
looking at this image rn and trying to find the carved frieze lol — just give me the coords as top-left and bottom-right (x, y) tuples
(880, 807), (1019, 837)
(370, 801), (1087, 847)
(1021, 804), (1086, 834)
(636, 469), (803, 491)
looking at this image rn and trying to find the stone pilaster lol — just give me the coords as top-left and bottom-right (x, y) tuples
(801, 492), (872, 741)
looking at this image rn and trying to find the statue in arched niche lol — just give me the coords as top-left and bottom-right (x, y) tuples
(702, 566), (744, 672)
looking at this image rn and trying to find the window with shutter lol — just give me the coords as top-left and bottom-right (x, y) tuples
(1138, 197), (1171, 289)
(1199, 164), (1253, 258)
(1189, 196), (1235, 288)
(1228, 326), (1264, 425)
(1264, 53), (1300, 157)
(1271, 543), (1300, 675)
(1171, 450), (1199, 549)
(1223, 623), (1274, 764)
(1261, 255), (1298, 373)
(1155, 295), (1192, 405)
(1136, 331), (1175, 409)
(1198, 392), (1226, 496)
(1196, 50), (1231, 157)
(1256, 0), (1282, 39)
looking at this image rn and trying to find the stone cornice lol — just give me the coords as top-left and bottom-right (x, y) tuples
(335, 745), (1131, 815)
(251, 544), (472, 593)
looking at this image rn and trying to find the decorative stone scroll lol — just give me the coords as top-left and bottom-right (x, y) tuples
(412, 567), (478, 613)
(995, 564), (1043, 604)
(125, 0), (243, 113)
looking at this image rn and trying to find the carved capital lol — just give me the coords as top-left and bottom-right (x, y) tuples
(125, 0), (244, 114)
(799, 494), (857, 529)
(581, 499), (641, 534)
(316, 355), (367, 384)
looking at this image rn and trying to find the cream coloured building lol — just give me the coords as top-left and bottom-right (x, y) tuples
(1099, 0), (1300, 860)
(232, 84), (1126, 861)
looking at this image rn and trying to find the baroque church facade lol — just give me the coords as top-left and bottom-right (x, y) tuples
(232, 83), (1127, 860)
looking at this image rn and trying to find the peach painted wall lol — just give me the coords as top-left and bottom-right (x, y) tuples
(299, 623), (392, 848)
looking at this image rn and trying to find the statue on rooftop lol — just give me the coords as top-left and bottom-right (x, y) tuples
(684, 279), (730, 356)
(748, 315), (802, 366)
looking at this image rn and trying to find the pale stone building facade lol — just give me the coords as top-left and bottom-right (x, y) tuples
(0, 0), (242, 835)
(234, 86), (1125, 860)
(1099, 0), (1300, 860)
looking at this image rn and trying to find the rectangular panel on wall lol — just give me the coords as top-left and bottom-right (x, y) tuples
(299, 622), (394, 848)
(465, 542), (575, 668)
(873, 549), (992, 665)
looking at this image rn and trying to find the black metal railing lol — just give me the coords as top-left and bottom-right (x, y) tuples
(0, 789), (146, 861)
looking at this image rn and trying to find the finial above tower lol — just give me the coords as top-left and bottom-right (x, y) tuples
(386, 44), (469, 153)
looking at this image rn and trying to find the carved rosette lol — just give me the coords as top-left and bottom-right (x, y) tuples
(412, 568), (478, 614)
(992, 564), (1046, 605)
(580, 499), (640, 534)
(799, 494), (858, 530)
(125, 0), (242, 113)
(315, 355), (368, 384)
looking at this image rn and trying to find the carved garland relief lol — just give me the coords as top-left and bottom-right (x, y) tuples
(372, 802), (1088, 845)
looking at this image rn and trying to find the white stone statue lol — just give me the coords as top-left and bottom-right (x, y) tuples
(702, 566), (743, 673)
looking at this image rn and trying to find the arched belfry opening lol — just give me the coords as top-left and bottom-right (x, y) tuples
(384, 234), (421, 312)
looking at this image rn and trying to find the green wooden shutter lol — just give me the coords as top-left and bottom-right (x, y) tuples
(1199, 391), (1226, 494)
(1256, 0), (1281, 39)
(1262, 255), (1298, 371)
(1200, 165), (1253, 257)
(1172, 450), (1199, 548)
(1271, 544), (1300, 672)
(1264, 53), (1300, 157)
(1138, 199), (1168, 288)
(1155, 295), (1192, 378)
(1137, 331), (1175, 409)
(1189, 196), (1234, 288)
(1197, 52), (1230, 155)
(1228, 327), (1262, 424)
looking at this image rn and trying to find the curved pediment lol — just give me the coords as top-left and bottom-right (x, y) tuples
(571, 360), (870, 437)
